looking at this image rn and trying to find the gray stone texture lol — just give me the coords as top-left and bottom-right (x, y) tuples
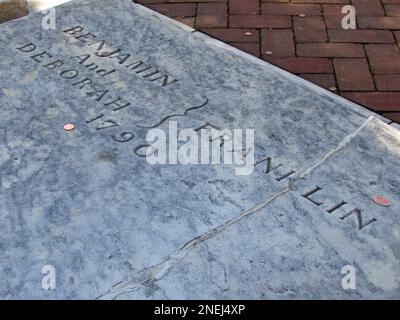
(0, 0), (399, 299)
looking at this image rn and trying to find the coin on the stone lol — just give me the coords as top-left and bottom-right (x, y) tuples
(63, 123), (76, 131)
(372, 195), (390, 207)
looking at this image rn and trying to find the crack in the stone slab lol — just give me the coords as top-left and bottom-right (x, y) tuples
(96, 116), (373, 300)
(293, 116), (373, 181)
(96, 187), (290, 300)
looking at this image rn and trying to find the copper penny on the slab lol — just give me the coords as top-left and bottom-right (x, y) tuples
(372, 195), (390, 207)
(63, 123), (76, 131)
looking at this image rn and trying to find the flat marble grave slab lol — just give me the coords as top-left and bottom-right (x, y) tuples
(0, 0), (399, 299)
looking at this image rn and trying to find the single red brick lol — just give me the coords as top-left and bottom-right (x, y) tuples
(375, 75), (400, 91)
(201, 28), (259, 42)
(322, 4), (347, 29)
(334, 59), (374, 91)
(196, 3), (227, 28)
(383, 112), (400, 123)
(294, 16), (327, 42)
(341, 92), (400, 112)
(262, 29), (295, 57)
(175, 17), (195, 28)
(230, 0), (259, 15)
(136, 0), (165, 4)
(261, 3), (321, 15)
(265, 57), (333, 73)
(229, 15), (292, 28)
(382, 0), (400, 4)
(230, 42), (260, 57)
(327, 29), (394, 43)
(351, 0), (385, 16)
(168, 0), (225, 2)
(297, 43), (364, 57)
(145, 4), (195, 17)
(300, 74), (336, 89)
(366, 44), (400, 73)
(358, 17), (400, 29)
(385, 5), (400, 16)
(292, 0), (349, 3)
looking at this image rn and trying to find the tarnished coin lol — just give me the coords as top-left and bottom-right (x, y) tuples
(63, 123), (76, 131)
(372, 195), (390, 207)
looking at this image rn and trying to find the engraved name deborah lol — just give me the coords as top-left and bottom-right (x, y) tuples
(14, 25), (209, 144)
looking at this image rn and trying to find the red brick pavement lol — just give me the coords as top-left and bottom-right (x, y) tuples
(135, 0), (400, 123)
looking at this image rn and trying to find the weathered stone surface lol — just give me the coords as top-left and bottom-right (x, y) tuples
(115, 118), (400, 299)
(0, 0), (399, 299)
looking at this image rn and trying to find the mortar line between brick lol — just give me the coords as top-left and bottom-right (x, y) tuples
(319, 3), (338, 93)
(380, 0), (387, 16)
(362, 44), (378, 92)
(226, 0), (229, 28)
(194, 2), (198, 29)
(258, 0), (262, 57)
(291, 14), (297, 58)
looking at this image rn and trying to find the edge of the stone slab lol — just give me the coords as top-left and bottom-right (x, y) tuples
(1, 0), (397, 130)
(391, 122), (400, 130)
(189, 32), (393, 126)
(132, 0), (195, 33)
